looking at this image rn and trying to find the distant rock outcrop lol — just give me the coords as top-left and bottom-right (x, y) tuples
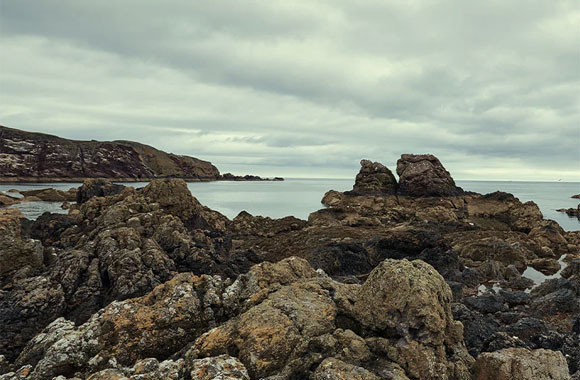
(397, 154), (463, 197)
(347, 159), (397, 195)
(0, 125), (220, 181)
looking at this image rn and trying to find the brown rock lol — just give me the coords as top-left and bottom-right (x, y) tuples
(396, 154), (463, 197)
(473, 348), (570, 380)
(353, 259), (473, 380)
(347, 159), (397, 195)
(312, 358), (382, 380)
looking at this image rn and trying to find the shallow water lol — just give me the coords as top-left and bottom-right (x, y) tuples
(1, 179), (578, 232)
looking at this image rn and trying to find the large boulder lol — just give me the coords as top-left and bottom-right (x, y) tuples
(396, 154), (463, 197)
(353, 259), (474, 380)
(348, 159), (397, 195)
(473, 348), (570, 380)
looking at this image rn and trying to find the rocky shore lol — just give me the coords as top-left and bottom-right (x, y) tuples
(0, 154), (578, 380)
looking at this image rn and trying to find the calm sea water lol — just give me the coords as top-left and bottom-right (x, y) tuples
(1, 179), (579, 231)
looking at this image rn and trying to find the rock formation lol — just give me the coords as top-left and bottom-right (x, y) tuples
(0, 153), (578, 379)
(347, 159), (397, 195)
(397, 154), (463, 197)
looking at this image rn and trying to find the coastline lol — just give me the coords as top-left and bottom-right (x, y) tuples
(0, 176), (284, 183)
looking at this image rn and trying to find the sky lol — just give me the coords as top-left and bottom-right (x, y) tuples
(0, 1), (579, 181)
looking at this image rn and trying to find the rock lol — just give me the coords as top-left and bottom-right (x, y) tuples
(308, 242), (373, 279)
(529, 258), (561, 275)
(0, 276), (66, 362)
(17, 273), (226, 379)
(396, 154), (463, 197)
(464, 294), (507, 314)
(19, 188), (77, 202)
(572, 195), (580, 199)
(0, 194), (18, 206)
(312, 358), (382, 380)
(473, 348), (570, 380)
(187, 355), (249, 380)
(562, 258), (580, 280)
(353, 259), (473, 380)
(0, 209), (43, 284)
(557, 207), (579, 218)
(451, 303), (500, 358)
(346, 159), (397, 195)
(76, 179), (125, 204)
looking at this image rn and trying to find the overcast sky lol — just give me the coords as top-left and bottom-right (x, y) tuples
(0, 1), (579, 180)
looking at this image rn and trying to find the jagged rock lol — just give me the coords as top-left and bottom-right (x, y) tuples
(463, 294), (507, 314)
(562, 258), (580, 280)
(0, 276), (66, 362)
(0, 209), (43, 284)
(347, 159), (397, 195)
(16, 273), (227, 379)
(396, 154), (463, 197)
(473, 348), (570, 380)
(76, 179), (125, 204)
(451, 303), (500, 358)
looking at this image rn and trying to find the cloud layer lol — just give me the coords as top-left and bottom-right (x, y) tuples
(1, 1), (579, 180)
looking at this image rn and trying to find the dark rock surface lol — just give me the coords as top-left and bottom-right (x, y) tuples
(347, 159), (397, 195)
(396, 154), (463, 197)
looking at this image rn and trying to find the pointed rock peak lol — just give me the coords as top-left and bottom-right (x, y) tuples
(349, 159), (397, 195)
(396, 154), (463, 197)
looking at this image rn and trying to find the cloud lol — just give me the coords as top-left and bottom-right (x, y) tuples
(0, 0), (578, 180)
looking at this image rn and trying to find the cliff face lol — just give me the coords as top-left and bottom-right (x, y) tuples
(0, 126), (220, 181)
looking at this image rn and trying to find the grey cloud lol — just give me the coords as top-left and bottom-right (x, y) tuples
(0, 0), (578, 180)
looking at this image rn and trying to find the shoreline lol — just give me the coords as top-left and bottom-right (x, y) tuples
(0, 176), (284, 183)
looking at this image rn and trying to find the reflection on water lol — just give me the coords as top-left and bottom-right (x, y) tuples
(522, 254), (568, 288)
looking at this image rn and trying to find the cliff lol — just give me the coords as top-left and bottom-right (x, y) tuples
(0, 125), (221, 181)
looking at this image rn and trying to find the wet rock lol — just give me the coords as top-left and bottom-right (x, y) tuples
(347, 159), (397, 196)
(77, 179), (125, 204)
(473, 348), (570, 380)
(396, 154), (463, 197)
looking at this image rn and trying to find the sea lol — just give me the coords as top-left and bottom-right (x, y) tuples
(1, 179), (579, 231)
